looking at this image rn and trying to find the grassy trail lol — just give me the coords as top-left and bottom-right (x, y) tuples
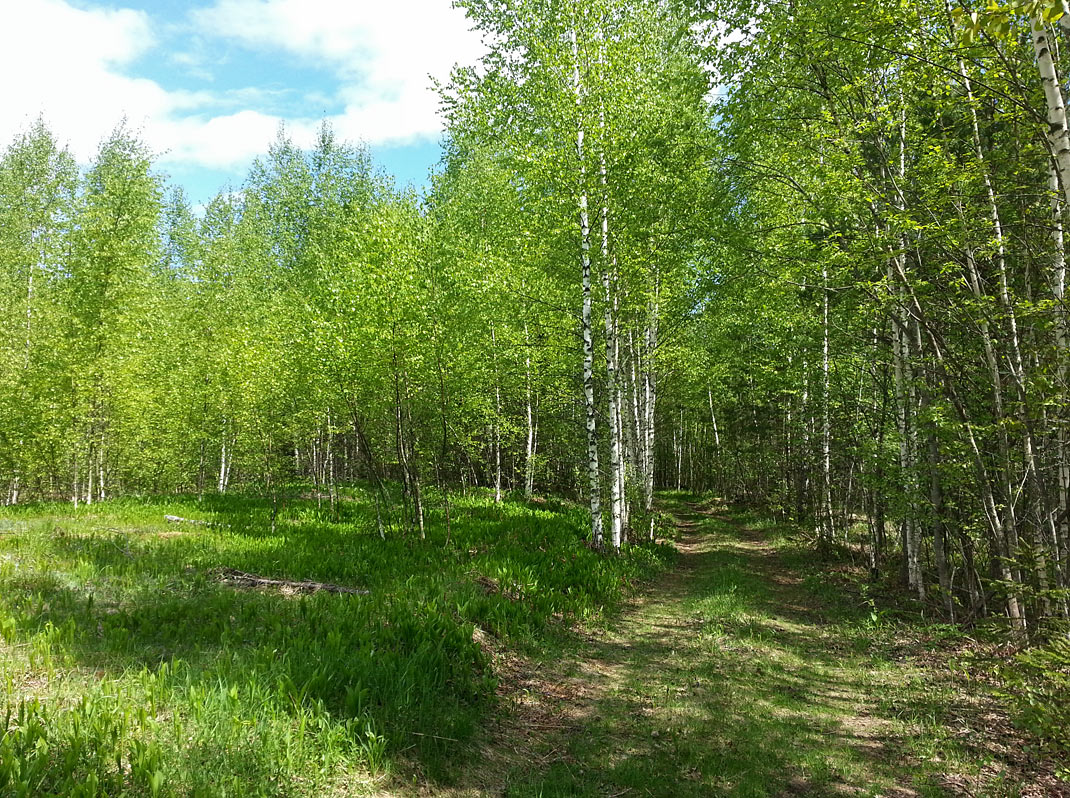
(425, 497), (1052, 798)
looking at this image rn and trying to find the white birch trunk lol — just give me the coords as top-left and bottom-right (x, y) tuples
(524, 321), (536, 497)
(676, 409), (684, 492)
(218, 428), (231, 495)
(25, 244), (35, 366)
(707, 387), (721, 450)
(630, 331), (642, 461)
(98, 432), (106, 502)
(614, 300), (629, 540)
(1051, 163), (1070, 614)
(491, 324), (502, 504)
(890, 243), (1027, 623)
(885, 112), (924, 599)
(950, 17), (1045, 620)
(599, 146), (623, 551)
(642, 297), (659, 540)
(821, 262), (833, 546)
(571, 24), (603, 549)
(889, 260), (922, 597)
(1032, 18), (1070, 208)
(897, 113), (925, 600)
(801, 357), (811, 519)
(327, 409), (337, 513)
(948, 7), (1020, 519)
(86, 438), (94, 506)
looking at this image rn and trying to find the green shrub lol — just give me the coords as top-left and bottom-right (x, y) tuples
(1000, 635), (1070, 764)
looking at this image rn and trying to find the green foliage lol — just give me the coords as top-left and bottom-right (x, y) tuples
(3, 0), (1070, 785)
(0, 488), (671, 792)
(953, 0), (1067, 42)
(999, 635), (1070, 762)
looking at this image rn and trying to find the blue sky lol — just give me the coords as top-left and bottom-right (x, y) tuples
(0, 0), (485, 205)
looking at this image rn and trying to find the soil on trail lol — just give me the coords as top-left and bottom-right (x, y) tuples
(392, 498), (1062, 798)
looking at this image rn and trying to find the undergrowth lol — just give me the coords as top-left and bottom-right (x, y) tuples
(998, 633), (1070, 777)
(0, 486), (672, 796)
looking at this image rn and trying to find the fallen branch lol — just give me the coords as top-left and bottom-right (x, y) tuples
(164, 515), (209, 526)
(216, 567), (369, 595)
(408, 731), (459, 742)
(473, 574), (523, 601)
(108, 538), (134, 559)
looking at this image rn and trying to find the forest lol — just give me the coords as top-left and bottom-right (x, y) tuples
(2, 0), (1070, 795)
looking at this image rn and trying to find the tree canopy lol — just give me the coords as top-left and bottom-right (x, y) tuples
(2, 0), (1070, 634)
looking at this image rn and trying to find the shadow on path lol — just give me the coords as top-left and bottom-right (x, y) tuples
(406, 498), (943, 797)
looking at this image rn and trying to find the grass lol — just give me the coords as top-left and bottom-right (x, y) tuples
(0, 485), (672, 796)
(4, 487), (1063, 796)
(493, 492), (1066, 797)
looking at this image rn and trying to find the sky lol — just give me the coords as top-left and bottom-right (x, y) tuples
(0, 0), (486, 205)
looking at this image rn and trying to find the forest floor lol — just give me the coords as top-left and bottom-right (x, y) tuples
(0, 489), (670, 796)
(1, 491), (1065, 796)
(408, 495), (1068, 798)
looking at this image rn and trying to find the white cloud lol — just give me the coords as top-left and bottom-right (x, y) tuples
(191, 0), (485, 145)
(0, 0), (261, 168)
(0, 0), (483, 173)
(0, 0), (165, 159)
(154, 110), (309, 168)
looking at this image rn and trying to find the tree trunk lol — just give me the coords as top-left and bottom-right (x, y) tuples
(570, 23), (603, 549)
(1032, 17), (1070, 208)
(821, 262), (834, 548)
(524, 321), (536, 497)
(491, 324), (503, 504)
(889, 251), (1026, 628)
(599, 146), (623, 551)
(1050, 162), (1070, 616)
(642, 291), (659, 540)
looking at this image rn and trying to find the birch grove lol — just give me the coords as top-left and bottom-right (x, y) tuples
(2, 0), (1070, 641)
(694, 0), (1070, 631)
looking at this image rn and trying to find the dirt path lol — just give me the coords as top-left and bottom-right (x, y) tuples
(394, 499), (1055, 797)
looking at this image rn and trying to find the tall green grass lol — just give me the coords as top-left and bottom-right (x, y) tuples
(0, 487), (672, 795)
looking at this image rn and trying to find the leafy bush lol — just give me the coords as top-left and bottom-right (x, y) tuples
(1000, 635), (1070, 763)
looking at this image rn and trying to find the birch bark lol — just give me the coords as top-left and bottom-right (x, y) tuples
(642, 294), (659, 540)
(491, 324), (503, 504)
(571, 23), (603, 549)
(948, 10), (1047, 619)
(599, 140), (623, 551)
(821, 262), (833, 548)
(885, 112), (924, 599)
(1050, 163), (1070, 613)
(524, 321), (536, 498)
(1032, 17), (1070, 207)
